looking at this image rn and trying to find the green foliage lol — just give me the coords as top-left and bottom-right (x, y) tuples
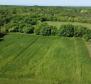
(40, 26), (51, 36)
(40, 16), (48, 22)
(0, 6), (91, 41)
(23, 25), (34, 34)
(9, 23), (19, 32)
(58, 24), (74, 37)
(7, 22), (34, 34)
(58, 24), (91, 41)
(83, 29), (91, 41)
(50, 26), (57, 35)
(40, 23), (51, 36)
(34, 23), (49, 35)
(34, 23), (57, 36)
(34, 23), (43, 35)
(0, 32), (6, 38)
(1, 5), (91, 31)
(74, 26), (87, 37)
(21, 17), (37, 25)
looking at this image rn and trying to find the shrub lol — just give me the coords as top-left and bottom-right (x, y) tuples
(34, 23), (49, 35)
(9, 26), (19, 32)
(34, 27), (41, 35)
(37, 23), (57, 36)
(51, 26), (57, 36)
(9, 22), (34, 34)
(58, 24), (91, 41)
(40, 17), (48, 22)
(34, 24), (42, 35)
(83, 29), (91, 41)
(18, 24), (25, 33)
(8, 23), (19, 32)
(74, 26), (87, 37)
(40, 26), (51, 36)
(23, 25), (34, 34)
(34, 23), (57, 36)
(58, 24), (74, 37)
(30, 19), (37, 25)
(0, 32), (6, 38)
(24, 18), (37, 25)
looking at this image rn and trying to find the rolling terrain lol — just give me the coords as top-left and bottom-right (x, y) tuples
(0, 33), (91, 84)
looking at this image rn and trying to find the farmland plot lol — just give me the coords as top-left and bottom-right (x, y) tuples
(0, 33), (91, 84)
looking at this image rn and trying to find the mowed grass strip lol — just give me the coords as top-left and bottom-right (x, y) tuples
(47, 21), (91, 29)
(0, 33), (91, 84)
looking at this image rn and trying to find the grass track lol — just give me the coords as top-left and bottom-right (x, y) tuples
(0, 33), (91, 84)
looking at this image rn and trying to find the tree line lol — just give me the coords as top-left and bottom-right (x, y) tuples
(2, 22), (91, 41)
(0, 5), (91, 41)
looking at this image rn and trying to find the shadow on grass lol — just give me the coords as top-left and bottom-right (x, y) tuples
(0, 38), (4, 41)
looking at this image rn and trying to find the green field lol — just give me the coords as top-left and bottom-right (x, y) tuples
(47, 21), (91, 29)
(0, 33), (91, 84)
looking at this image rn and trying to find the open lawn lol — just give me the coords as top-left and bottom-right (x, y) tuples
(47, 21), (91, 29)
(0, 33), (91, 84)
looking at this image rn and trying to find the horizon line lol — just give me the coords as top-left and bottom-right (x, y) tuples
(0, 4), (91, 7)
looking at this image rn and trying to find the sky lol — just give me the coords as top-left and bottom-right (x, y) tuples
(0, 0), (91, 6)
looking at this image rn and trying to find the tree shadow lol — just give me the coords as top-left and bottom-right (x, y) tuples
(0, 38), (4, 41)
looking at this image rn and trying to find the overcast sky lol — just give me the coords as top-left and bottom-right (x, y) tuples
(0, 0), (91, 6)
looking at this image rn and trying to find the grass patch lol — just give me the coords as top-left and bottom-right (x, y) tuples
(0, 33), (91, 84)
(47, 21), (91, 29)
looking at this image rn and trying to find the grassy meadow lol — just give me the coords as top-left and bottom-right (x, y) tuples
(0, 33), (91, 84)
(47, 21), (91, 29)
